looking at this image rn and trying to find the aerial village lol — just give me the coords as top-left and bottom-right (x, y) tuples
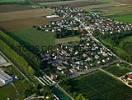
(34, 6), (132, 81)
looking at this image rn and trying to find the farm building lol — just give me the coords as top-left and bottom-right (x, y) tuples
(46, 15), (59, 19)
(0, 69), (13, 86)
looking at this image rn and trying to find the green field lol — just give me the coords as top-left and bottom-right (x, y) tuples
(104, 63), (132, 77)
(13, 28), (56, 48)
(111, 14), (132, 23)
(100, 35), (132, 63)
(0, 35), (35, 76)
(119, 36), (132, 57)
(0, 79), (32, 100)
(0, 0), (25, 3)
(60, 70), (132, 100)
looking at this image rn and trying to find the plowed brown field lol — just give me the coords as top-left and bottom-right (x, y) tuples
(0, 8), (53, 22)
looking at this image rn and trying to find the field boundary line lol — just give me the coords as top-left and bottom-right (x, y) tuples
(98, 68), (132, 89)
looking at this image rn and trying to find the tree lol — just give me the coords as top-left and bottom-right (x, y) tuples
(75, 94), (87, 100)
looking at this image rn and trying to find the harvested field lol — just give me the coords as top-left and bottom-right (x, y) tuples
(39, 1), (103, 7)
(0, 4), (33, 13)
(0, 8), (53, 22)
(0, 0), (25, 3)
(0, 17), (49, 31)
(116, 0), (132, 4)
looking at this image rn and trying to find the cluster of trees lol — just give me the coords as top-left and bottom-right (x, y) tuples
(94, 30), (132, 63)
(0, 34), (34, 77)
(25, 84), (53, 99)
(94, 30), (132, 45)
(56, 30), (80, 38)
(0, 29), (41, 75)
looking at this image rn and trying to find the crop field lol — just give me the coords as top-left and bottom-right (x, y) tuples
(80, 0), (132, 16)
(111, 14), (132, 23)
(0, 32), (37, 99)
(60, 70), (132, 100)
(0, 4), (33, 13)
(39, 0), (103, 7)
(0, 8), (53, 22)
(103, 63), (132, 77)
(116, 0), (132, 4)
(12, 28), (56, 47)
(0, 79), (31, 100)
(0, 17), (49, 31)
(0, 0), (25, 3)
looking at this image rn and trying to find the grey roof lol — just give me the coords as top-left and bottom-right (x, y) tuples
(0, 69), (12, 81)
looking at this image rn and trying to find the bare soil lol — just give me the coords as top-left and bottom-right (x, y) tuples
(0, 8), (53, 22)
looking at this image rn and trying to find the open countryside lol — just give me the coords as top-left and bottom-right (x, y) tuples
(0, 0), (132, 100)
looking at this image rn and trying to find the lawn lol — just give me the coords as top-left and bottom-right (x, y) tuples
(60, 70), (132, 100)
(13, 28), (56, 48)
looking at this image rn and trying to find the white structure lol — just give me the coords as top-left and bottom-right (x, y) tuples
(46, 15), (59, 19)
(0, 69), (13, 86)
